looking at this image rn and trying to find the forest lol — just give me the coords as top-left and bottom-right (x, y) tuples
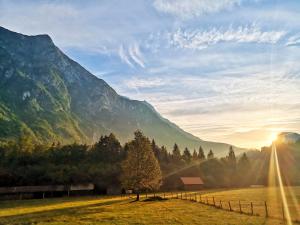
(0, 131), (299, 192)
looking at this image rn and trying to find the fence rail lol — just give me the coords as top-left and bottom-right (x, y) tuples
(119, 191), (299, 223)
(2, 188), (298, 223)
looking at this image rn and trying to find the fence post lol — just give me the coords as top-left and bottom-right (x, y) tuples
(282, 203), (285, 221)
(264, 201), (268, 217)
(239, 200), (242, 213)
(219, 200), (222, 209)
(228, 201), (232, 211)
(213, 197), (216, 206)
(251, 202), (254, 215)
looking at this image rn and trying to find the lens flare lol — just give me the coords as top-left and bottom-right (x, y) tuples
(269, 143), (292, 225)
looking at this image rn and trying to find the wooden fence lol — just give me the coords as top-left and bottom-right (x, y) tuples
(119, 191), (299, 223)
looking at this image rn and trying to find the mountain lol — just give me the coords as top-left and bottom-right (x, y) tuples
(0, 26), (242, 156)
(276, 132), (300, 144)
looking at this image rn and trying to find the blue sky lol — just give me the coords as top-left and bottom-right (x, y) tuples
(1, 0), (300, 148)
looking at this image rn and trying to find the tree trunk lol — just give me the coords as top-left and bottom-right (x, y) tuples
(136, 192), (140, 201)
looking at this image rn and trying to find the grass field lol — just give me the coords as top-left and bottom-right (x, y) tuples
(0, 187), (298, 225)
(201, 186), (300, 222)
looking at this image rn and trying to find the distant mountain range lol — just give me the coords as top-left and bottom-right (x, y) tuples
(0, 26), (244, 156)
(276, 132), (300, 144)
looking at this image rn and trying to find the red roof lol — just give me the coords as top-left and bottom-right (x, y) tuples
(180, 177), (204, 185)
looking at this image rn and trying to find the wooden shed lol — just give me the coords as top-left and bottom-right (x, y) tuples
(180, 177), (204, 191)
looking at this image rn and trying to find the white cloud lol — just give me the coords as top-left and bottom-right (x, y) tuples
(286, 34), (300, 46)
(128, 43), (145, 68)
(168, 24), (286, 50)
(153, 0), (251, 19)
(119, 43), (145, 68)
(113, 58), (300, 148)
(125, 77), (165, 89)
(119, 44), (146, 68)
(118, 45), (134, 68)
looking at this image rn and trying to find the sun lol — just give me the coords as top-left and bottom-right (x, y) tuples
(268, 132), (278, 144)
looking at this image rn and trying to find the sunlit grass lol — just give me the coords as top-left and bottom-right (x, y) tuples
(0, 195), (286, 225)
(202, 187), (300, 222)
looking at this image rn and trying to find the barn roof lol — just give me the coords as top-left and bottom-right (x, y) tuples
(180, 177), (204, 185)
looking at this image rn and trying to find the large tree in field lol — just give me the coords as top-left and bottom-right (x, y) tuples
(121, 131), (162, 200)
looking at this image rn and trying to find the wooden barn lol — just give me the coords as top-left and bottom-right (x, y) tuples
(180, 177), (204, 191)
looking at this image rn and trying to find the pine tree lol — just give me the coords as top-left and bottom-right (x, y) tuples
(237, 153), (251, 186)
(198, 146), (205, 160)
(192, 149), (198, 161)
(207, 149), (214, 159)
(160, 146), (169, 163)
(172, 143), (181, 162)
(227, 146), (237, 187)
(238, 153), (250, 169)
(151, 139), (160, 159)
(90, 133), (122, 162)
(183, 147), (192, 163)
(227, 146), (236, 165)
(121, 131), (162, 200)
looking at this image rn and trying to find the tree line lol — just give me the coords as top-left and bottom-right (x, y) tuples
(2, 130), (293, 198)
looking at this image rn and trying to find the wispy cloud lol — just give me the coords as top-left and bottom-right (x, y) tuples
(2, 0), (300, 148)
(286, 34), (300, 46)
(153, 0), (253, 19)
(168, 24), (286, 50)
(125, 77), (164, 89)
(128, 43), (145, 68)
(113, 58), (300, 148)
(118, 44), (146, 68)
(118, 45), (134, 68)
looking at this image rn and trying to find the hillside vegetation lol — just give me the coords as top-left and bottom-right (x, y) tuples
(0, 26), (239, 155)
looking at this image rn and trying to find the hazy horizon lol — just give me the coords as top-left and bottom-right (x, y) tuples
(1, 0), (300, 148)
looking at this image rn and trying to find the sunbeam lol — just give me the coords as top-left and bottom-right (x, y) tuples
(269, 142), (293, 225)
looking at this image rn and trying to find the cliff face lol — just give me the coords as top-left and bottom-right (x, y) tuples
(0, 27), (241, 155)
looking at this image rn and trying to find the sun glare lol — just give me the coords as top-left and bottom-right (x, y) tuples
(268, 132), (278, 144)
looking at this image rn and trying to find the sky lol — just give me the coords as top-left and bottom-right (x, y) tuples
(1, 0), (300, 148)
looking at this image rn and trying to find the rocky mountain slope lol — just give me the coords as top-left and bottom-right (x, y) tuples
(0, 27), (242, 156)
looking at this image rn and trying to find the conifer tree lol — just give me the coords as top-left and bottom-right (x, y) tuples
(198, 146), (205, 160)
(207, 149), (214, 159)
(183, 147), (192, 163)
(172, 143), (181, 162)
(227, 146), (236, 166)
(192, 149), (198, 161)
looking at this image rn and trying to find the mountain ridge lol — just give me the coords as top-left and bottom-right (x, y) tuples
(0, 26), (244, 156)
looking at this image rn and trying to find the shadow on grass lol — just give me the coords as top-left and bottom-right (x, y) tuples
(0, 196), (108, 210)
(0, 199), (125, 224)
(143, 196), (168, 202)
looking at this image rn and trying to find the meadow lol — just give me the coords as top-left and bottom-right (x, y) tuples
(201, 186), (300, 222)
(1, 187), (299, 225)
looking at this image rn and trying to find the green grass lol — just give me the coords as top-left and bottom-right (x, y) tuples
(0, 193), (288, 225)
(201, 186), (300, 222)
